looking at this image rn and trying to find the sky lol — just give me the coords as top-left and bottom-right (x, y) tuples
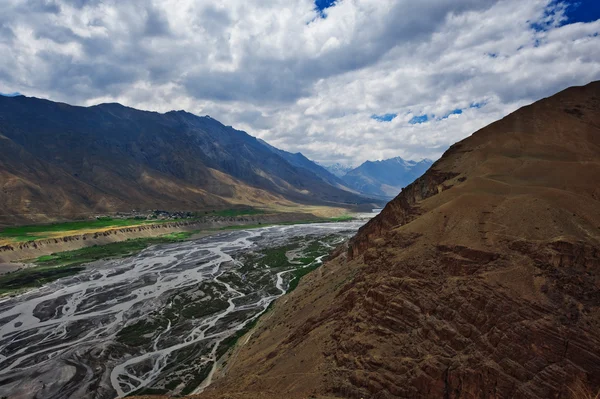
(1, 0), (599, 167)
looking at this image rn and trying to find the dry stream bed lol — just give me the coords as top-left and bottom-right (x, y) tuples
(0, 220), (368, 398)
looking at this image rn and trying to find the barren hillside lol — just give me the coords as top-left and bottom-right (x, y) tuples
(180, 81), (600, 399)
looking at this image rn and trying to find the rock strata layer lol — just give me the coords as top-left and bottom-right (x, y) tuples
(138, 82), (600, 399)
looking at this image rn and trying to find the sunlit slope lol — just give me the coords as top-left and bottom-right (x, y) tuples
(0, 97), (375, 225)
(187, 81), (600, 399)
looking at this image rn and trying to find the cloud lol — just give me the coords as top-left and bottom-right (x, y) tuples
(0, 0), (599, 167)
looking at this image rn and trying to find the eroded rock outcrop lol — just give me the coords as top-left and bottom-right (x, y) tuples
(138, 82), (600, 399)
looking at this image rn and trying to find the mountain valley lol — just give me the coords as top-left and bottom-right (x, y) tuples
(0, 96), (379, 227)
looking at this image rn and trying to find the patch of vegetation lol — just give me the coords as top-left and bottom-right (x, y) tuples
(165, 378), (182, 391)
(117, 320), (163, 347)
(181, 362), (213, 396)
(0, 265), (85, 295)
(328, 215), (354, 222)
(254, 243), (300, 268)
(296, 235), (341, 264)
(215, 312), (262, 359)
(287, 262), (321, 293)
(180, 299), (229, 320)
(0, 211), (352, 243)
(241, 235), (339, 271)
(212, 237), (339, 360)
(0, 217), (190, 243)
(35, 242), (152, 268)
(209, 266), (321, 360)
(161, 282), (228, 321)
(0, 233), (195, 296)
(125, 386), (168, 397)
(160, 231), (194, 240)
(35, 232), (195, 268)
(218, 223), (266, 231)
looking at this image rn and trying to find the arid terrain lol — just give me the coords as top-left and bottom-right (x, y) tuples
(132, 82), (600, 399)
(0, 96), (377, 226)
(0, 220), (370, 399)
(3, 1), (600, 398)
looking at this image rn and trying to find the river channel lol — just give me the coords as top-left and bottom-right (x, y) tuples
(0, 219), (370, 398)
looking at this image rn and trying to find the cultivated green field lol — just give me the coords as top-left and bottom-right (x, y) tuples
(0, 209), (268, 243)
(0, 217), (177, 243)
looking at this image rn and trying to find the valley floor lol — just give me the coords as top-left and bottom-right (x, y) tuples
(0, 220), (369, 399)
(0, 211), (359, 296)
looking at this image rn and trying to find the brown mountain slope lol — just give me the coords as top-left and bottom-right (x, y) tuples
(0, 97), (376, 226)
(184, 81), (600, 399)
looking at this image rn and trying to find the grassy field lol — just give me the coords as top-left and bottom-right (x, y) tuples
(0, 265), (86, 295)
(0, 209), (353, 244)
(0, 208), (269, 243)
(34, 232), (195, 268)
(0, 217), (179, 243)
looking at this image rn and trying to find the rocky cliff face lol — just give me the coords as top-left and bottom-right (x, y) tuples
(349, 168), (459, 259)
(136, 81), (600, 399)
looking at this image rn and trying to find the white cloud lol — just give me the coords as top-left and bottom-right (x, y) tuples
(0, 0), (599, 167)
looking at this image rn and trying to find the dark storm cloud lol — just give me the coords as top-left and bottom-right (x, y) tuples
(35, 25), (79, 44)
(144, 6), (171, 37)
(60, 0), (103, 8)
(35, 51), (139, 98)
(0, 0), (504, 105)
(0, 23), (15, 44)
(26, 0), (61, 14)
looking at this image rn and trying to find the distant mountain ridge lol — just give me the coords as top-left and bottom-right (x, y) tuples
(0, 95), (376, 225)
(340, 157), (433, 198)
(258, 140), (354, 191)
(321, 162), (353, 178)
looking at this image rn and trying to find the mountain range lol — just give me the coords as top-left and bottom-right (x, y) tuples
(323, 157), (434, 198)
(190, 81), (600, 398)
(320, 162), (353, 178)
(0, 96), (378, 226)
(258, 140), (353, 192)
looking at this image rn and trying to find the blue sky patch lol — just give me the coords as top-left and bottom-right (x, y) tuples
(0, 91), (21, 97)
(371, 113), (397, 122)
(442, 109), (462, 119)
(531, 1), (600, 32)
(439, 102), (485, 120)
(529, 0), (565, 32)
(563, 0), (600, 24)
(315, 0), (337, 17)
(409, 114), (429, 124)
